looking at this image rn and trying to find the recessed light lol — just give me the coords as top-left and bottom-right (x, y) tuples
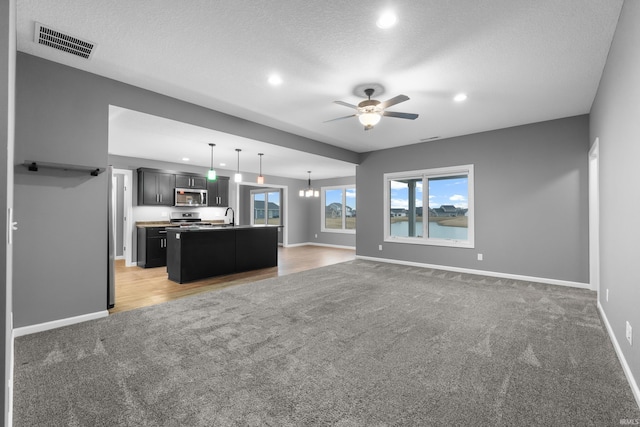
(220, 163), (226, 167)
(182, 157), (190, 162)
(377, 11), (397, 29)
(454, 93), (468, 102)
(268, 74), (283, 86)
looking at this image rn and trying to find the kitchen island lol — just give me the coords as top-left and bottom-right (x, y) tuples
(166, 225), (279, 283)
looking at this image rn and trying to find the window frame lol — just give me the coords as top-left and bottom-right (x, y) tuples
(250, 189), (282, 226)
(383, 164), (474, 248)
(321, 185), (356, 234)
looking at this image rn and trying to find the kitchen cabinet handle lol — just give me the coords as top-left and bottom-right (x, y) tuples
(159, 231), (167, 234)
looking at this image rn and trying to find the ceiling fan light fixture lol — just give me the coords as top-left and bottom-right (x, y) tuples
(358, 111), (382, 127)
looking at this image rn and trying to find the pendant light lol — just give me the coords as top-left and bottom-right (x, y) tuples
(257, 153), (265, 184)
(207, 143), (217, 181)
(234, 149), (242, 182)
(299, 171), (319, 198)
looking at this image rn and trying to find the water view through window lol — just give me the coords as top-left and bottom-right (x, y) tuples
(389, 175), (468, 240)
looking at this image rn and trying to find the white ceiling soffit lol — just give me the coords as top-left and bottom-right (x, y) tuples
(108, 106), (356, 181)
(17, 1), (623, 154)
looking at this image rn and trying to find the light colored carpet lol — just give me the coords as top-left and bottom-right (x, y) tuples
(14, 260), (640, 426)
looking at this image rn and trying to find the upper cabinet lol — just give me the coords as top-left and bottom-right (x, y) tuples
(175, 174), (207, 189)
(207, 176), (230, 207)
(137, 168), (229, 207)
(138, 169), (175, 206)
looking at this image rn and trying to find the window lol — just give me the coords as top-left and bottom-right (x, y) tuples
(321, 185), (356, 233)
(384, 165), (474, 248)
(251, 189), (281, 225)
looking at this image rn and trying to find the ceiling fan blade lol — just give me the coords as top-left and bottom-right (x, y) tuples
(383, 111), (419, 120)
(333, 100), (358, 109)
(324, 114), (356, 123)
(380, 94), (409, 109)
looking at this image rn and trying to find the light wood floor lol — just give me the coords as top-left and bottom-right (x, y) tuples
(110, 245), (356, 314)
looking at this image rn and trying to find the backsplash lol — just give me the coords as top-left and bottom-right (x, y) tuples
(133, 206), (230, 223)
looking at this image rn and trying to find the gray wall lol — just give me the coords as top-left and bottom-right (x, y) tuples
(357, 115), (590, 283)
(308, 176), (357, 248)
(14, 53), (357, 328)
(590, 0), (640, 391)
(1, 0), (15, 422)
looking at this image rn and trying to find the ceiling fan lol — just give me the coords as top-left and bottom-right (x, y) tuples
(325, 88), (419, 131)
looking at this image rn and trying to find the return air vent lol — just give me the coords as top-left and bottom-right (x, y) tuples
(34, 22), (95, 59)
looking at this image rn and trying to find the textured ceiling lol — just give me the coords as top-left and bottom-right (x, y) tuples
(16, 0), (623, 178)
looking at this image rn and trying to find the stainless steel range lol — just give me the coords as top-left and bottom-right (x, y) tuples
(169, 212), (211, 227)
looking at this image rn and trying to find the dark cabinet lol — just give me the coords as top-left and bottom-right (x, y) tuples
(137, 227), (168, 268)
(138, 169), (174, 206)
(207, 176), (229, 207)
(175, 174), (207, 189)
(166, 226), (278, 283)
(167, 228), (237, 283)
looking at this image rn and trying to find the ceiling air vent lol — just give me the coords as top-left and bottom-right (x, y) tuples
(34, 22), (96, 59)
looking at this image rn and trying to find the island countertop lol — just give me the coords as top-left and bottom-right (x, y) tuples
(166, 224), (282, 231)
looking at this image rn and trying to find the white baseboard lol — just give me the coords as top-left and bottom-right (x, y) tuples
(307, 242), (356, 250)
(284, 242), (356, 250)
(13, 310), (109, 338)
(8, 313), (13, 427)
(598, 301), (640, 409)
(283, 242), (307, 248)
(355, 255), (590, 290)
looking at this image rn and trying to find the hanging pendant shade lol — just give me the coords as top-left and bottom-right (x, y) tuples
(207, 143), (217, 181)
(257, 153), (265, 184)
(234, 149), (242, 183)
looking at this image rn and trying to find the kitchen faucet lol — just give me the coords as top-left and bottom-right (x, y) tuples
(225, 207), (235, 226)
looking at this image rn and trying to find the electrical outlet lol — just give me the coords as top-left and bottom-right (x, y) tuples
(626, 321), (633, 346)
(378, 244), (383, 251)
(315, 234), (318, 238)
(477, 253), (483, 261)
(606, 289), (609, 302)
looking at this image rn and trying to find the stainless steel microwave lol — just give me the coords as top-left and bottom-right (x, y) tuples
(174, 188), (207, 207)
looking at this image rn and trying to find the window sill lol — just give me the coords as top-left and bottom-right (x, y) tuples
(384, 236), (474, 249)
(321, 228), (356, 235)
